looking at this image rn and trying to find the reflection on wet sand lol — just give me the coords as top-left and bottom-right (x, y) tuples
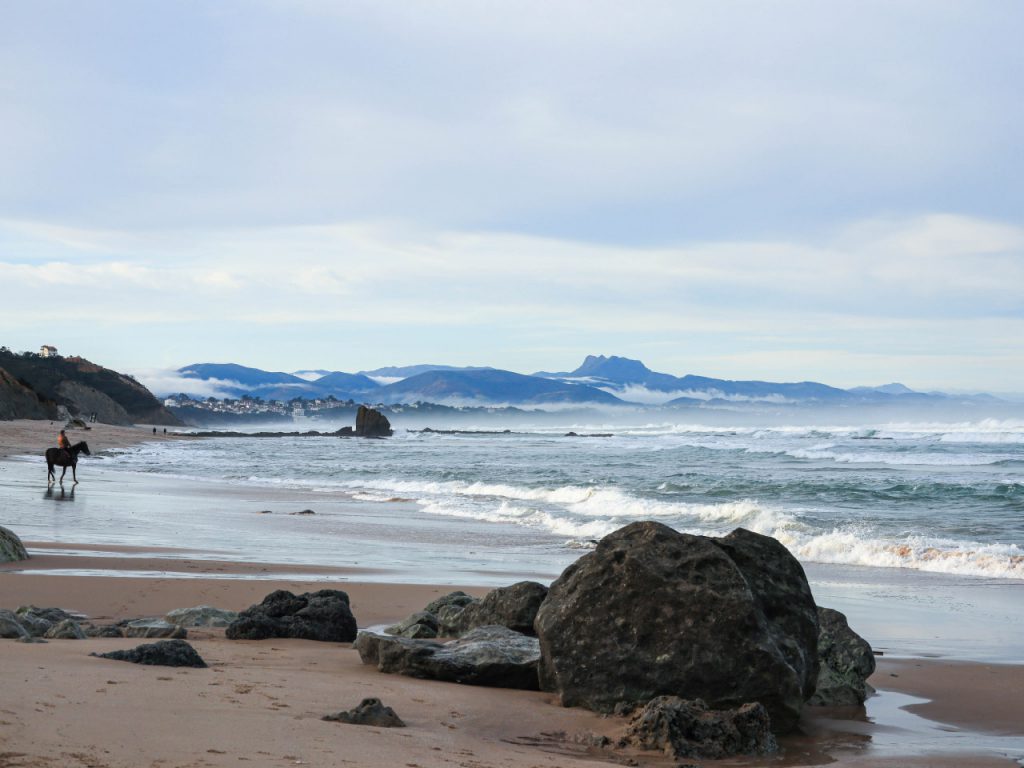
(43, 485), (75, 502)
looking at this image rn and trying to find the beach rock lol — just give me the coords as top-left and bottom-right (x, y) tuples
(620, 696), (777, 759)
(86, 624), (125, 638)
(0, 609), (29, 639)
(355, 405), (393, 437)
(355, 625), (541, 690)
(443, 581), (548, 637)
(123, 619), (188, 639)
(0, 525), (29, 562)
(226, 589), (357, 642)
(385, 611), (439, 639)
(92, 639), (207, 668)
(807, 607), (876, 706)
(322, 697), (406, 727)
(165, 605), (239, 628)
(43, 618), (87, 639)
(425, 591), (480, 635)
(534, 522), (819, 733)
(17, 635), (47, 643)
(16, 606), (79, 637)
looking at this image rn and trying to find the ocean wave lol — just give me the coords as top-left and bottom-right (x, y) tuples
(783, 448), (1013, 466)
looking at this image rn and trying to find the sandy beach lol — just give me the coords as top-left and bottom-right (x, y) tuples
(1, 555), (1022, 768)
(2, 421), (1023, 767)
(0, 419), (188, 461)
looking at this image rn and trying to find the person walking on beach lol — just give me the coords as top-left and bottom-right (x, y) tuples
(57, 429), (72, 463)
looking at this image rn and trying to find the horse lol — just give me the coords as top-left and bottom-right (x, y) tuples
(45, 441), (91, 484)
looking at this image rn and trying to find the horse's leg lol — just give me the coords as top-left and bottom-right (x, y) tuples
(47, 461), (54, 483)
(72, 464), (78, 484)
(60, 465), (67, 483)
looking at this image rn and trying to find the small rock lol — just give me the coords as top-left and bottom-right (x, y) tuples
(165, 605), (239, 628)
(17, 635), (47, 643)
(620, 696), (777, 760)
(44, 618), (86, 639)
(384, 611), (439, 639)
(86, 624), (125, 638)
(91, 639), (207, 668)
(356, 625), (541, 690)
(290, 509), (315, 515)
(0, 525), (29, 563)
(807, 607), (877, 707)
(15, 605), (78, 637)
(123, 619), (188, 639)
(322, 697), (406, 727)
(0, 610), (29, 639)
(442, 581), (548, 637)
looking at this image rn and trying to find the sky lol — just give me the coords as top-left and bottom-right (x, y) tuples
(1, 1), (1022, 392)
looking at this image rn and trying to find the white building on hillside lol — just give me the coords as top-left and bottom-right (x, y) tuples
(40, 345), (58, 357)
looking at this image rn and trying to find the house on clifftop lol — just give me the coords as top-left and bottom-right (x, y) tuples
(39, 345), (58, 357)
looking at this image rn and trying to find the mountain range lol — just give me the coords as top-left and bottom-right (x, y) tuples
(171, 355), (981, 408)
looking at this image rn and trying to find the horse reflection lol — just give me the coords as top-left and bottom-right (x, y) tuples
(44, 485), (75, 502)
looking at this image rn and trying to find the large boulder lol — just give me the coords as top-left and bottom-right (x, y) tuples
(355, 406), (393, 437)
(620, 696), (777, 759)
(92, 639), (207, 668)
(355, 625), (540, 690)
(442, 581), (547, 637)
(226, 589), (357, 642)
(807, 607), (876, 706)
(534, 522), (819, 733)
(0, 526), (29, 563)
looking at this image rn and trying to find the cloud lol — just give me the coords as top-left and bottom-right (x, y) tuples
(129, 369), (243, 398)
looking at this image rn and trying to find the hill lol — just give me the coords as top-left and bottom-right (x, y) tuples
(373, 369), (625, 406)
(0, 348), (180, 425)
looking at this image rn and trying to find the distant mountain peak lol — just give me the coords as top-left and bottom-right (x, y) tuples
(571, 355), (654, 379)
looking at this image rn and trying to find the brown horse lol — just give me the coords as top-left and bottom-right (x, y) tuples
(45, 441), (91, 484)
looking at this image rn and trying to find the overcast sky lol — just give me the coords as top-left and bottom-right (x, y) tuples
(1, 1), (1021, 391)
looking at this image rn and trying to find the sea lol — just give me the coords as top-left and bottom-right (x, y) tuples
(4, 413), (1024, 659)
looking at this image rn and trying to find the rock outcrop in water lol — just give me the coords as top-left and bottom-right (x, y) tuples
(355, 405), (393, 437)
(807, 606), (876, 706)
(226, 589), (357, 642)
(534, 522), (819, 733)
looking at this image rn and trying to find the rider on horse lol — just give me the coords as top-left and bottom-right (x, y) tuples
(58, 429), (71, 463)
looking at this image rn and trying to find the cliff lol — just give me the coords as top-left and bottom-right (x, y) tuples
(0, 349), (181, 425)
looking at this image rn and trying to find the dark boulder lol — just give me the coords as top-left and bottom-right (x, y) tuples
(322, 697), (406, 727)
(807, 607), (876, 706)
(355, 625), (540, 690)
(442, 581), (547, 637)
(226, 589), (357, 642)
(91, 639), (207, 668)
(620, 696), (777, 759)
(0, 525), (29, 563)
(534, 522), (819, 733)
(355, 405), (393, 437)
(43, 618), (86, 639)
